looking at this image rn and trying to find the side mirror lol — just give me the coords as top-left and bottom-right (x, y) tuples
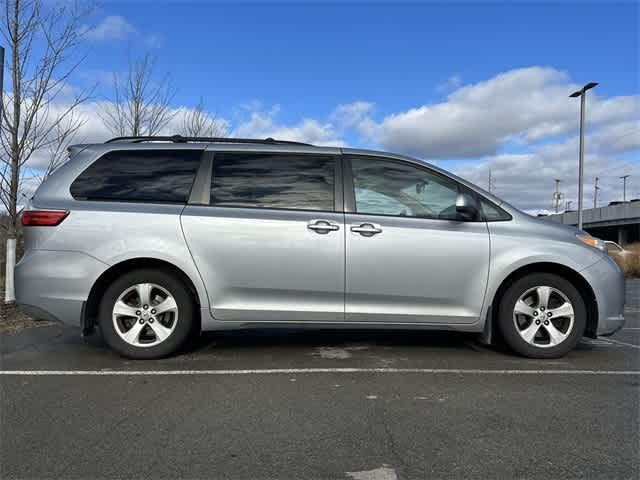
(456, 192), (480, 221)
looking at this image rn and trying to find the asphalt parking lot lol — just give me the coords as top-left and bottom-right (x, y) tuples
(1, 281), (639, 480)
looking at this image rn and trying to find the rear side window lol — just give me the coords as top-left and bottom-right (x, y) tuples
(211, 153), (335, 211)
(70, 150), (202, 203)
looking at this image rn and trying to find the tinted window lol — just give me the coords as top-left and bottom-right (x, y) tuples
(350, 157), (460, 220)
(70, 150), (202, 203)
(480, 198), (511, 221)
(211, 153), (335, 211)
(354, 189), (408, 215)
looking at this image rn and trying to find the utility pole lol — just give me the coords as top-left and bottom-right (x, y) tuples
(620, 175), (630, 202)
(594, 177), (600, 208)
(488, 170), (496, 193)
(553, 179), (563, 213)
(569, 82), (598, 230)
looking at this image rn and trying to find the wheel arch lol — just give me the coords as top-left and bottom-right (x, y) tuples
(82, 257), (202, 334)
(488, 262), (599, 340)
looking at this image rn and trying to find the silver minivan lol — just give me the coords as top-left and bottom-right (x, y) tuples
(15, 136), (625, 359)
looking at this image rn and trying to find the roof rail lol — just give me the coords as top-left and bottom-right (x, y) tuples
(105, 135), (312, 146)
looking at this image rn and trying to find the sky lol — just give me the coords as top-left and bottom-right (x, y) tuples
(11, 0), (640, 211)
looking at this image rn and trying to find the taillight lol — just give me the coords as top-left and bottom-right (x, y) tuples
(21, 210), (69, 226)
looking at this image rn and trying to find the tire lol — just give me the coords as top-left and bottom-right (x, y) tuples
(497, 273), (586, 359)
(98, 268), (194, 359)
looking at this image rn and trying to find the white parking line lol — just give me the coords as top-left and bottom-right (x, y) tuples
(0, 368), (639, 376)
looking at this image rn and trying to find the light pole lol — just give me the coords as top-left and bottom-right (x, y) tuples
(620, 175), (630, 202)
(569, 82), (598, 230)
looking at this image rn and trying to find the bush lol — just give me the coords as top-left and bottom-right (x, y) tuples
(610, 242), (640, 278)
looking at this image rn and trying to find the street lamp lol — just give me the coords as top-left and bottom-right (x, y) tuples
(569, 82), (598, 230)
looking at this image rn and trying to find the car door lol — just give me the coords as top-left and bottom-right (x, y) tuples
(344, 155), (490, 324)
(181, 149), (345, 322)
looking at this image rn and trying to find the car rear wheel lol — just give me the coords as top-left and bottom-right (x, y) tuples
(497, 273), (586, 358)
(99, 269), (194, 359)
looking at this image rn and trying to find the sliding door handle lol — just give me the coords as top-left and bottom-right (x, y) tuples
(351, 223), (382, 236)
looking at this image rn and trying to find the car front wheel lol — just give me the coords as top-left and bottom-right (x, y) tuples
(497, 273), (586, 359)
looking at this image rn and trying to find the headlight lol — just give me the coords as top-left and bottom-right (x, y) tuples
(576, 234), (606, 252)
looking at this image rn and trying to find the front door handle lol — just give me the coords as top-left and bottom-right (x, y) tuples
(308, 220), (340, 234)
(351, 223), (382, 236)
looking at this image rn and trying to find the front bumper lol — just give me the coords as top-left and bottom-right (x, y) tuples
(597, 314), (625, 337)
(580, 256), (625, 336)
(15, 250), (108, 326)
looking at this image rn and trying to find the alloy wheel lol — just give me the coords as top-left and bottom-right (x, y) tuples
(112, 283), (178, 348)
(512, 286), (575, 348)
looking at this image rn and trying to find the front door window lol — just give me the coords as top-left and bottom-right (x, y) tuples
(351, 157), (460, 220)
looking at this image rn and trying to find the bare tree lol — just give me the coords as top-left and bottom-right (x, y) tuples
(1, 0), (91, 303)
(100, 53), (176, 137)
(41, 112), (84, 178)
(18, 112), (85, 190)
(180, 97), (226, 137)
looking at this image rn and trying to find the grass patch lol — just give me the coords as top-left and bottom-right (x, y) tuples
(0, 305), (55, 335)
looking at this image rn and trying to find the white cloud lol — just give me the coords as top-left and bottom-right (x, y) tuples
(82, 16), (136, 41)
(232, 107), (344, 146)
(587, 119), (640, 153)
(331, 101), (377, 139)
(453, 138), (640, 211)
(354, 67), (638, 159)
(19, 100), (231, 171)
(81, 15), (162, 47)
(332, 101), (374, 128)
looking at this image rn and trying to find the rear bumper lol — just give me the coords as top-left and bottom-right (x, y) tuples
(15, 250), (108, 326)
(580, 256), (625, 336)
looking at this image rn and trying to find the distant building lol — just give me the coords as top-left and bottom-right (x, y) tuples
(546, 201), (640, 245)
